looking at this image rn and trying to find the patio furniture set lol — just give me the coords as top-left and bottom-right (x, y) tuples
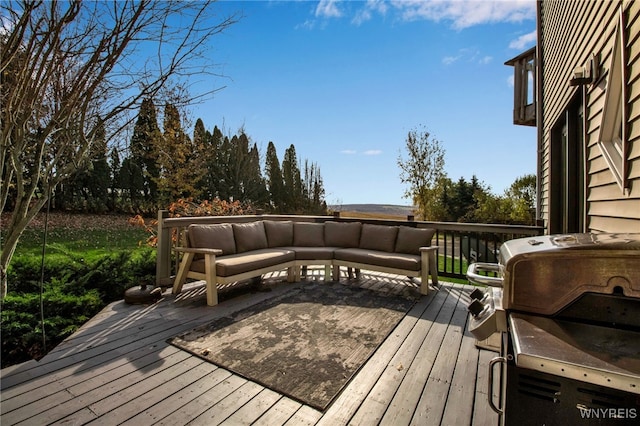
(172, 220), (439, 305)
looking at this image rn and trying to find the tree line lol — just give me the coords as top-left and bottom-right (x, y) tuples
(398, 126), (536, 226)
(47, 99), (327, 216)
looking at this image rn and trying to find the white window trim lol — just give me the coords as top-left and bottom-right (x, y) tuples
(597, 7), (627, 192)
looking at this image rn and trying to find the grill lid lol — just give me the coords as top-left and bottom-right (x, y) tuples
(499, 233), (640, 315)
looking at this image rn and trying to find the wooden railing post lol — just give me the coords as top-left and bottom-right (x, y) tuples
(156, 210), (171, 286)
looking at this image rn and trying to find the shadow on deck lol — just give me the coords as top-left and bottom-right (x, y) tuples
(0, 270), (499, 425)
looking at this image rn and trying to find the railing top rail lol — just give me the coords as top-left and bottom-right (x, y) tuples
(160, 214), (335, 228)
(418, 220), (544, 235)
(158, 211), (543, 236)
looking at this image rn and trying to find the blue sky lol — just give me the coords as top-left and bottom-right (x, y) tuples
(192, 0), (538, 206)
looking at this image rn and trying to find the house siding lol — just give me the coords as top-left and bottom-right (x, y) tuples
(540, 0), (640, 233)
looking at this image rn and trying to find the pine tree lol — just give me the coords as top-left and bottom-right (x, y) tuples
(155, 103), (198, 202)
(108, 147), (121, 210)
(265, 141), (284, 212)
(282, 144), (302, 213)
(86, 120), (110, 211)
(193, 118), (214, 198)
(303, 160), (327, 215)
(245, 142), (269, 207)
(130, 98), (161, 206)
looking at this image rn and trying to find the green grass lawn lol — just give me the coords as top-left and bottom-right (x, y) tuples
(14, 226), (149, 263)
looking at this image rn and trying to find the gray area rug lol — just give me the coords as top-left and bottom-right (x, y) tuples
(168, 282), (416, 410)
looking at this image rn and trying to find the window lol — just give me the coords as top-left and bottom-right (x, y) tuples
(506, 47), (536, 126)
(550, 94), (585, 234)
(597, 7), (627, 192)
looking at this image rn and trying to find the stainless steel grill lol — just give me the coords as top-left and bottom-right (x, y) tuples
(466, 233), (640, 426)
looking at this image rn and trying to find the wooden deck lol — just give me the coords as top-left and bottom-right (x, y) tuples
(0, 270), (500, 426)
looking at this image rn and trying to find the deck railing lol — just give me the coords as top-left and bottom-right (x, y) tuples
(155, 211), (544, 286)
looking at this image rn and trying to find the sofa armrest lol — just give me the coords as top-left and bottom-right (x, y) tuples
(173, 246), (223, 305)
(419, 246), (439, 286)
(174, 247), (223, 255)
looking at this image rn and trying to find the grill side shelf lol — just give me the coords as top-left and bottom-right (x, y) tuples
(509, 313), (640, 394)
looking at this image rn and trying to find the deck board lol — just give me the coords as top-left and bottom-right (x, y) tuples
(1, 271), (499, 426)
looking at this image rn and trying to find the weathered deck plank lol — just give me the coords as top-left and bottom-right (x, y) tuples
(252, 397), (302, 425)
(1, 272), (499, 426)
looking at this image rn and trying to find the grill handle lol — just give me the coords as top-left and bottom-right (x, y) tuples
(466, 263), (503, 287)
(488, 356), (506, 415)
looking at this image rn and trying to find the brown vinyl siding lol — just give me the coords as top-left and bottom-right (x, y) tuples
(540, 0), (640, 233)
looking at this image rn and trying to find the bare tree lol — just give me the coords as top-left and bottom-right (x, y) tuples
(397, 125), (446, 220)
(0, 0), (239, 298)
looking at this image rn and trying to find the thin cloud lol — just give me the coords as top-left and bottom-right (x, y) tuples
(352, 0), (389, 25)
(390, 0), (535, 29)
(340, 149), (357, 154)
(363, 150), (382, 156)
(443, 48), (492, 65)
(442, 55), (460, 65)
(509, 30), (537, 49)
(315, 0), (343, 19)
(302, 0), (535, 30)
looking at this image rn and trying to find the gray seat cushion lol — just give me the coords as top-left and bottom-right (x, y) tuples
(395, 226), (436, 255)
(293, 222), (325, 247)
(284, 246), (338, 260)
(188, 224), (236, 255)
(233, 221), (268, 253)
(264, 220), (294, 247)
(191, 248), (295, 277)
(335, 248), (421, 271)
(324, 221), (361, 247)
(359, 224), (398, 253)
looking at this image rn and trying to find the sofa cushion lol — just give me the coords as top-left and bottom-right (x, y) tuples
(188, 224), (236, 255)
(233, 221), (268, 253)
(334, 248), (421, 271)
(359, 224), (398, 252)
(264, 220), (294, 247)
(324, 221), (361, 248)
(190, 249), (295, 277)
(286, 246), (337, 260)
(293, 222), (325, 247)
(395, 226), (436, 255)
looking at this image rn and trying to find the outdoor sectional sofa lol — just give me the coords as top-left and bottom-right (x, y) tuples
(172, 220), (439, 306)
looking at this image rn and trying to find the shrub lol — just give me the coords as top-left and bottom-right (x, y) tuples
(1, 247), (156, 368)
(1, 288), (103, 367)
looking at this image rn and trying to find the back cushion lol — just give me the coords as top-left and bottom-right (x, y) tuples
(359, 224), (398, 252)
(188, 224), (236, 255)
(293, 222), (325, 247)
(264, 220), (294, 247)
(395, 226), (436, 255)
(324, 221), (362, 247)
(232, 221), (268, 253)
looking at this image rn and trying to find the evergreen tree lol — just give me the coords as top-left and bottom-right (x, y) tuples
(225, 133), (247, 201)
(86, 120), (110, 211)
(108, 147), (121, 210)
(282, 144), (302, 213)
(245, 143), (269, 207)
(303, 160), (327, 215)
(130, 98), (161, 206)
(118, 157), (145, 210)
(193, 118), (214, 198)
(207, 125), (225, 199)
(155, 103), (198, 202)
(265, 141), (284, 212)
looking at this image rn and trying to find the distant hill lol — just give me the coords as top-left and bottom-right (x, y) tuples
(328, 204), (415, 219)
